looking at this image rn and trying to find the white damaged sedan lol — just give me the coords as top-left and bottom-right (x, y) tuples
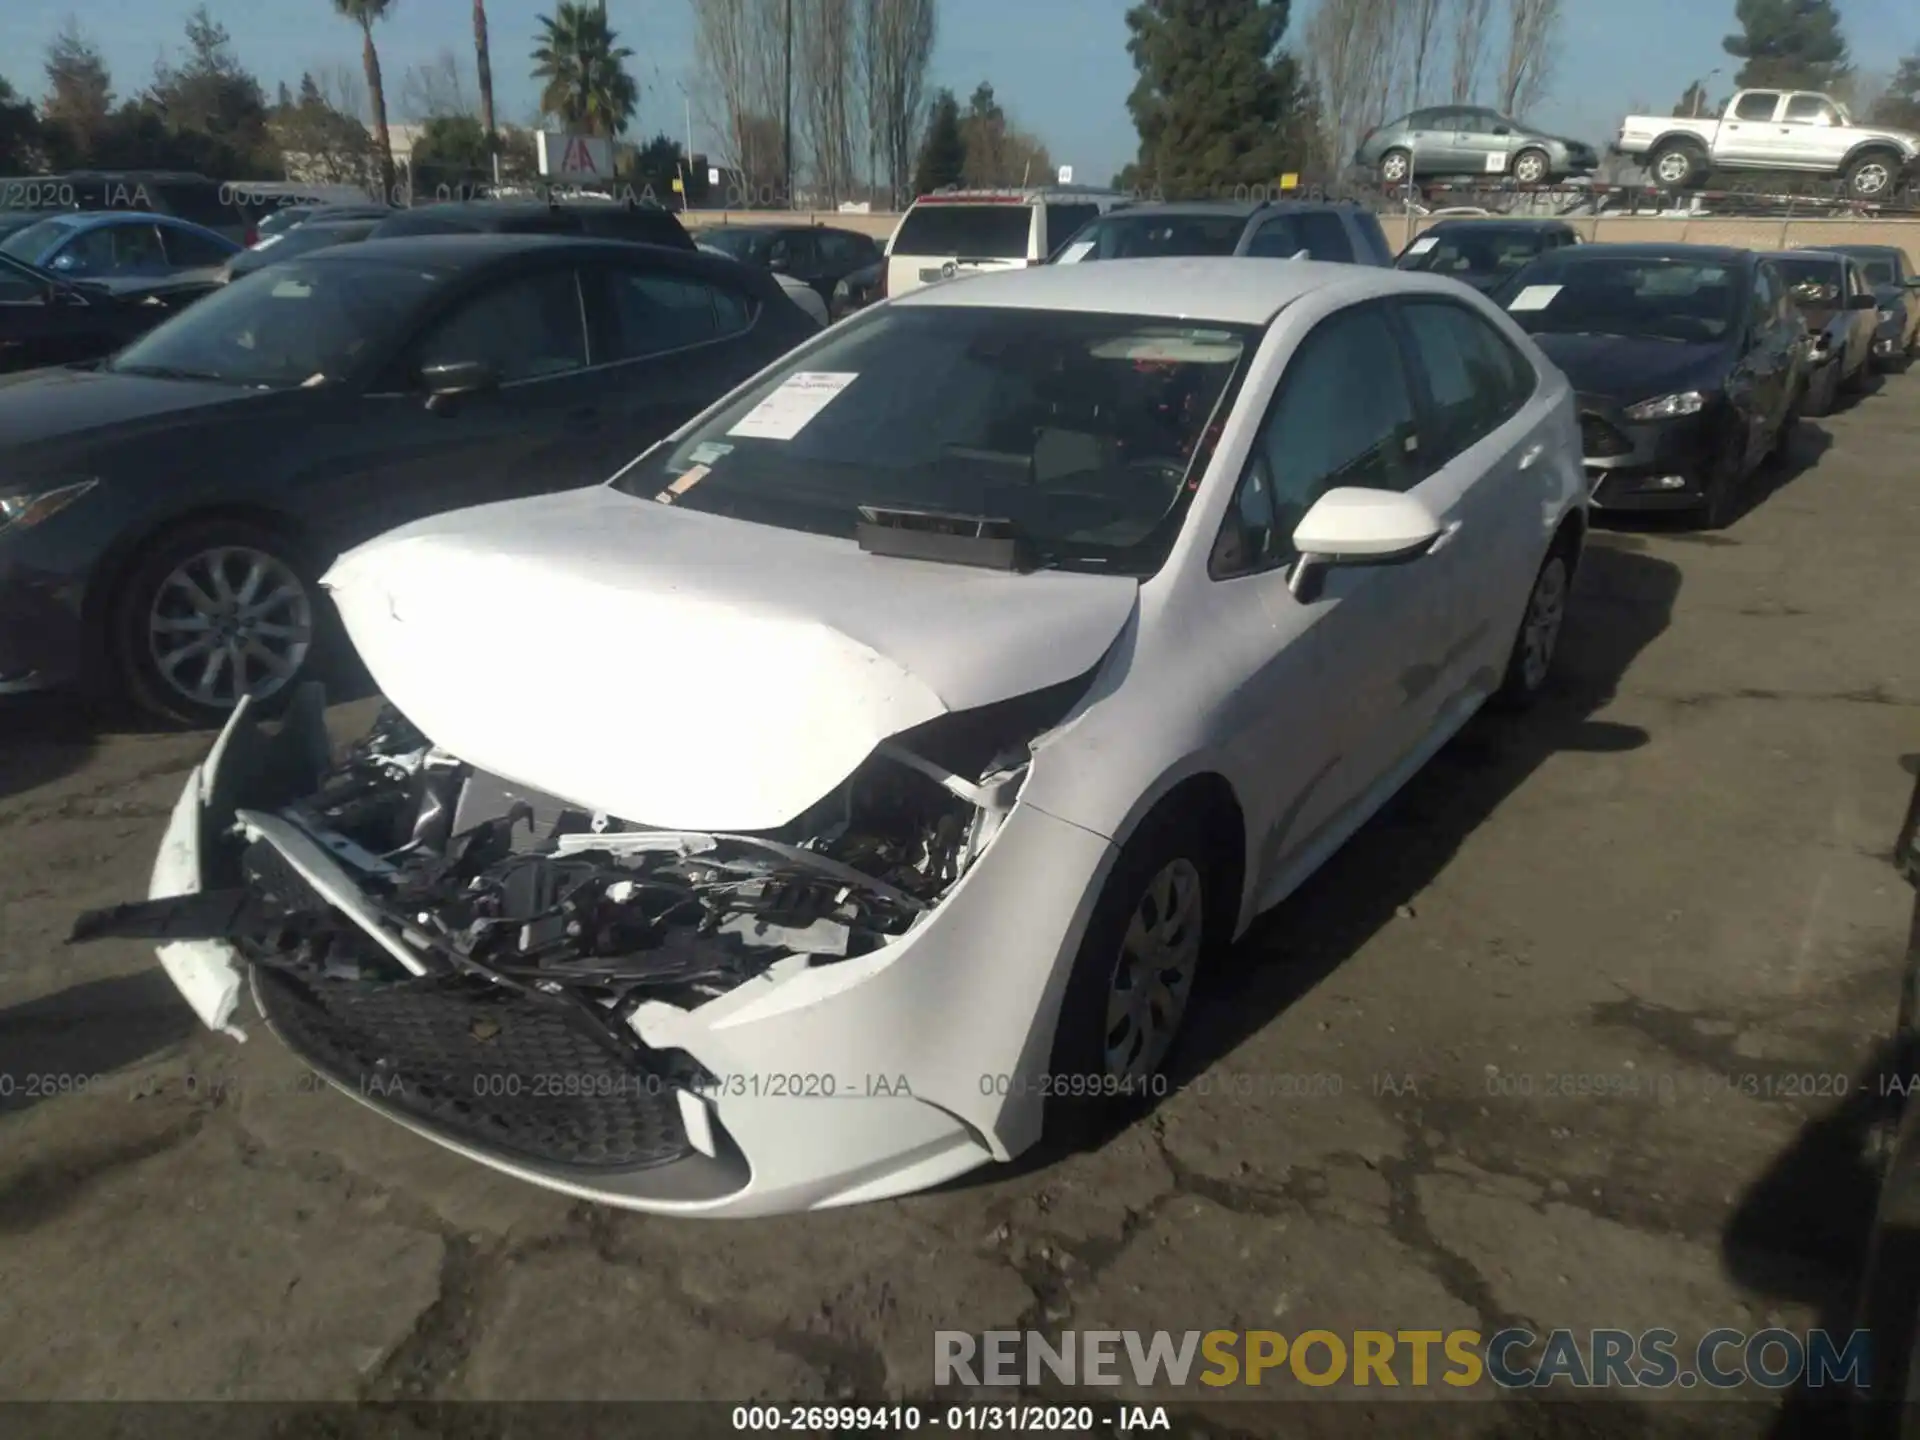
(74, 258), (1585, 1216)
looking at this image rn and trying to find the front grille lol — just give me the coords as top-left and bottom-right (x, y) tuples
(1580, 413), (1633, 458)
(253, 966), (693, 1171)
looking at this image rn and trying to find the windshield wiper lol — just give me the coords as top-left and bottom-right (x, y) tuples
(854, 505), (1042, 572)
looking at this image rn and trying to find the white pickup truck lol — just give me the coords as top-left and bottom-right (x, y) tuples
(1614, 88), (1919, 199)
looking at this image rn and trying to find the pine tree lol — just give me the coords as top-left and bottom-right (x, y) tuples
(912, 89), (965, 195)
(1722, 0), (1849, 92)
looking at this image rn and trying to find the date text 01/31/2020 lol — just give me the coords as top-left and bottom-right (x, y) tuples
(731, 1404), (1171, 1432)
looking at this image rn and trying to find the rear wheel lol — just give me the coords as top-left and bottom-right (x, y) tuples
(1648, 142), (1704, 189)
(111, 517), (321, 729)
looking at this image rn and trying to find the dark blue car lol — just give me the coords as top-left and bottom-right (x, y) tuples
(0, 210), (239, 282)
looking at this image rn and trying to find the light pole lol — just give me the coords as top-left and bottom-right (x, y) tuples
(783, 0), (793, 209)
(1693, 68), (1722, 117)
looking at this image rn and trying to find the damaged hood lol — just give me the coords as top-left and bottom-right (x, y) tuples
(323, 486), (1138, 831)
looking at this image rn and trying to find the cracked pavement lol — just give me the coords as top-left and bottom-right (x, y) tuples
(2, 372), (1916, 1436)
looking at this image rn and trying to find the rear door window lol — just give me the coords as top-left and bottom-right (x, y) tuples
(154, 181), (245, 231)
(160, 225), (234, 266)
(1245, 212), (1354, 262)
(891, 203), (1033, 259)
(413, 268), (588, 382)
(600, 269), (755, 360)
(1396, 299), (1535, 467)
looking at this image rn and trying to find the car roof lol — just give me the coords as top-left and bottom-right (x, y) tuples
(1546, 241), (1751, 265)
(1765, 249), (1848, 264)
(893, 257), (1442, 324)
(306, 232), (770, 287)
(1808, 243), (1901, 258)
(1426, 216), (1573, 229)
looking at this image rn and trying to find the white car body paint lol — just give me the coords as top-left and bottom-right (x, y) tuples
(144, 258), (1585, 1215)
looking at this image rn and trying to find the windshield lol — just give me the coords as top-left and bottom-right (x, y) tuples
(1774, 256), (1845, 305)
(890, 204), (1032, 259)
(0, 216), (78, 261)
(1501, 255), (1738, 343)
(1055, 212), (1245, 262)
(1399, 227), (1551, 279)
(609, 304), (1256, 577)
(107, 257), (443, 387)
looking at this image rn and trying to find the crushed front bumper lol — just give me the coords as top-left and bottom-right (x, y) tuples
(129, 688), (1117, 1216)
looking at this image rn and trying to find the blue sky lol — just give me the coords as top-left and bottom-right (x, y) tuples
(3, 0), (1916, 184)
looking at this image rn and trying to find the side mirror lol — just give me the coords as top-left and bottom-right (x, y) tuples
(420, 359), (499, 411)
(1288, 487), (1445, 601)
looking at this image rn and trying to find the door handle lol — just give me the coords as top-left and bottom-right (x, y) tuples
(1518, 441), (1546, 470)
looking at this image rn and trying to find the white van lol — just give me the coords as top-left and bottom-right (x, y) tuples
(883, 187), (1131, 298)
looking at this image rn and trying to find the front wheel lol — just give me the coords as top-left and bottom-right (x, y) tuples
(1648, 143), (1704, 189)
(1046, 811), (1214, 1145)
(1378, 148), (1412, 186)
(1511, 148), (1550, 184)
(1802, 361), (1837, 418)
(111, 517), (322, 729)
(1846, 151), (1899, 199)
(1695, 441), (1744, 531)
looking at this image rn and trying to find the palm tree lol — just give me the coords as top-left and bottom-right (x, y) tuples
(332, 0), (396, 195)
(473, 0), (497, 170)
(531, 0), (639, 140)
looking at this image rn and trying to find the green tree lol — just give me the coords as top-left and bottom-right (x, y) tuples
(1120, 0), (1317, 198)
(40, 20), (114, 166)
(147, 8), (276, 173)
(1722, 0), (1848, 91)
(912, 88), (965, 194)
(0, 78), (41, 171)
(531, 1), (639, 139)
(411, 112), (490, 172)
(271, 70), (377, 188)
(1870, 50), (1920, 130)
(333, 0), (397, 195)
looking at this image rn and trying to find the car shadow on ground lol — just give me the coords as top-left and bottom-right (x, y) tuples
(0, 693), (103, 802)
(0, 970), (197, 1118)
(1593, 423), (1835, 545)
(973, 538), (1684, 1183)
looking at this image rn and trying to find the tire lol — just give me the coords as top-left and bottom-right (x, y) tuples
(1842, 353), (1872, 395)
(110, 516), (322, 730)
(1378, 148), (1413, 186)
(1045, 808), (1216, 1146)
(1802, 361), (1836, 418)
(1765, 385), (1801, 466)
(1648, 142), (1704, 189)
(1694, 439), (1743, 531)
(1846, 150), (1900, 200)
(1492, 542), (1574, 711)
(1511, 148), (1550, 184)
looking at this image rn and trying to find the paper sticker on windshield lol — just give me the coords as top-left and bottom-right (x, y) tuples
(1507, 284), (1562, 311)
(1485, 151), (1507, 174)
(727, 371), (857, 440)
(686, 441), (733, 467)
(1056, 240), (1095, 264)
(1406, 236), (1437, 255)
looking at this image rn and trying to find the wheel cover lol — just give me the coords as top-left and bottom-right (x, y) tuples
(1521, 557), (1568, 692)
(1382, 153), (1408, 181)
(1104, 857), (1204, 1080)
(1654, 152), (1689, 183)
(147, 545), (313, 709)
(1515, 153), (1546, 181)
(1853, 163), (1890, 195)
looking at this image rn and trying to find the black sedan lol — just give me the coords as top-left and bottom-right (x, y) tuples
(1768, 250), (1879, 414)
(221, 217), (381, 282)
(0, 234), (816, 726)
(0, 249), (204, 374)
(1809, 243), (1920, 370)
(697, 223), (882, 306)
(1394, 217), (1583, 293)
(1495, 243), (1806, 529)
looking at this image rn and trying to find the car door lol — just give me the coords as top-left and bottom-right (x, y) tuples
(1453, 109), (1520, 177)
(1205, 300), (1438, 898)
(47, 222), (162, 279)
(1718, 91), (1787, 164)
(1391, 296), (1549, 710)
(1848, 262), (1880, 371)
(296, 262), (602, 552)
(0, 260), (81, 371)
(575, 258), (789, 478)
(1776, 93), (1846, 170)
(1733, 264), (1789, 460)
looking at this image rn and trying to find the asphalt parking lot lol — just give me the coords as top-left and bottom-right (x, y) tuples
(1, 371), (1916, 1437)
